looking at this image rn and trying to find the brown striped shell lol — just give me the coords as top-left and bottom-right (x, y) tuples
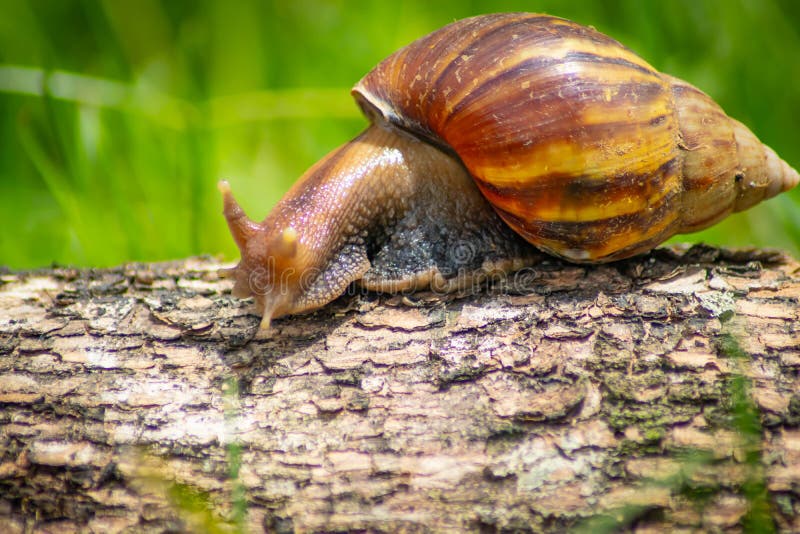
(353, 13), (799, 262)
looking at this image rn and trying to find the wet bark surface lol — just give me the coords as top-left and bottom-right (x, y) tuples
(0, 245), (799, 533)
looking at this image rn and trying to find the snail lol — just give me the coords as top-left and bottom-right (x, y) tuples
(220, 13), (799, 329)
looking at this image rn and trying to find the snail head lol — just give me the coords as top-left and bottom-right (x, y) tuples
(218, 180), (304, 329)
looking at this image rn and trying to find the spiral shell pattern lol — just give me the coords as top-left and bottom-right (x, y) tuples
(353, 13), (798, 262)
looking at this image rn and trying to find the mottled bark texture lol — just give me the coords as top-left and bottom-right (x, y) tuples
(1, 245), (799, 533)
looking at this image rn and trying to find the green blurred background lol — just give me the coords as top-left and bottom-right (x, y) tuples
(1, 0), (799, 269)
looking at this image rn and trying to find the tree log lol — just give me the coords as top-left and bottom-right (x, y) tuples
(1, 245), (799, 533)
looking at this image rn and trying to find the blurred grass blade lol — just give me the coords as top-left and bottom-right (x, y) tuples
(1, 65), (359, 126)
(0, 65), (45, 94)
(209, 88), (357, 126)
(0, 64), (193, 129)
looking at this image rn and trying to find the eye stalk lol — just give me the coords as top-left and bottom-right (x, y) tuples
(218, 180), (259, 251)
(274, 227), (298, 258)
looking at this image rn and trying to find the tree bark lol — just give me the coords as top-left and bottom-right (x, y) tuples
(0, 245), (799, 533)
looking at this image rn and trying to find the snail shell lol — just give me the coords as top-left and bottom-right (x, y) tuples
(221, 13), (799, 328)
(352, 12), (798, 261)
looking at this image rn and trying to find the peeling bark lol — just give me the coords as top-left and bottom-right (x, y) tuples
(0, 245), (799, 533)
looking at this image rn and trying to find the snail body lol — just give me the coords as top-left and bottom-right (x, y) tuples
(221, 13), (799, 328)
